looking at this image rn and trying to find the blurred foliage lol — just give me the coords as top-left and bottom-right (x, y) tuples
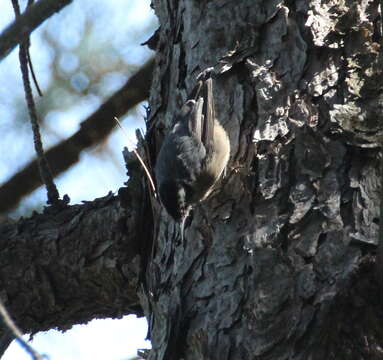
(0, 0), (157, 218)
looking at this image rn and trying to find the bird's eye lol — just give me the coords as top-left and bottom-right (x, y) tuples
(159, 182), (183, 221)
(182, 183), (194, 203)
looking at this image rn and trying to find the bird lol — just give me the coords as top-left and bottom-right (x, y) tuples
(155, 76), (230, 237)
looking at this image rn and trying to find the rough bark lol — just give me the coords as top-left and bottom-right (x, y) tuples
(2, 0), (383, 359)
(140, 0), (383, 359)
(0, 155), (148, 356)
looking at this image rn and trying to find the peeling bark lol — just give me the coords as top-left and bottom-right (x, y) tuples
(142, 0), (383, 359)
(2, 0), (383, 359)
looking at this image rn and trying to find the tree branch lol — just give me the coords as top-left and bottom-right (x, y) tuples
(13, 0), (62, 207)
(0, 58), (154, 214)
(0, 0), (73, 61)
(0, 191), (143, 357)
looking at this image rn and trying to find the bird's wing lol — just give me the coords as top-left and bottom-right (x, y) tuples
(201, 78), (215, 157)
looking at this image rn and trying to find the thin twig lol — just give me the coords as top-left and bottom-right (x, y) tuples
(114, 117), (157, 196)
(25, 0), (43, 96)
(26, 48), (43, 97)
(12, 0), (60, 206)
(0, 300), (44, 360)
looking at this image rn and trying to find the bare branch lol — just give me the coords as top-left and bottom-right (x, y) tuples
(0, 0), (73, 61)
(0, 57), (154, 214)
(0, 192), (144, 357)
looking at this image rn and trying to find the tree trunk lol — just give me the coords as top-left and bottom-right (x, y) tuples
(142, 0), (383, 359)
(1, 1), (382, 359)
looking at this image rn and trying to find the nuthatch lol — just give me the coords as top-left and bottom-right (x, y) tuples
(155, 76), (230, 233)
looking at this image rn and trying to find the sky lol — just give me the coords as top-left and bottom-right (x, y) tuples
(0, 0), (156, 213)
(0, 0), (156, 359)
(3, 315), (150, 360)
